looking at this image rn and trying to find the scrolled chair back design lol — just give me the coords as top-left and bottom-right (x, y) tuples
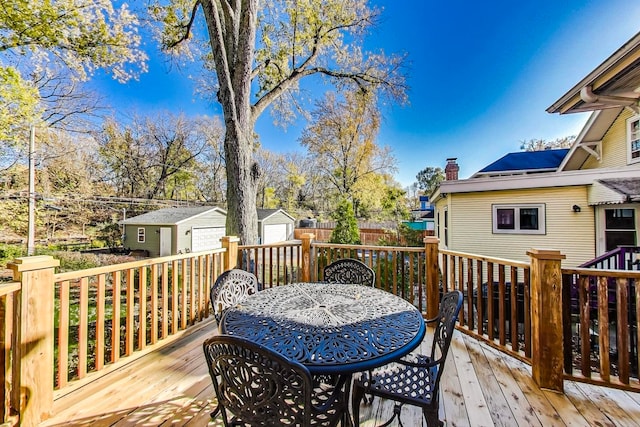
(210, 269), (261, 322)
(203, 335), (345, 427)
(323, 258), (375, 287)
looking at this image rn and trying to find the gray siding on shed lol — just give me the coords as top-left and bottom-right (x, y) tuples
(122, 207), (227, 257)
(258, 209), (295, 243)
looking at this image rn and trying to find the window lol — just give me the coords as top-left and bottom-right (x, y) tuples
(137, 227), (145, 243)
(604, 208), (636, 251)
(627, 115), (640, 163)
(492, 204), (545, 234)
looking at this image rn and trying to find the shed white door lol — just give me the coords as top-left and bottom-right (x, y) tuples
(159, 227), (172, 256)
(263, 224), (287, 244)
(191, 227), (225, 252)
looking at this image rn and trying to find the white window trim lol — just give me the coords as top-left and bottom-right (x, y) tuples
(137, 227), (146, 243)
(626, 115), (640, 165)
(492, 204), (546, 235)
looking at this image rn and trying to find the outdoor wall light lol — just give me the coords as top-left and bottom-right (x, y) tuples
(185, 229), (191, 235)
(572, 205), (581, 213)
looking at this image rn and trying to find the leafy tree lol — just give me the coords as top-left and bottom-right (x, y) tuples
(151, 0), (407, 244)
(415, 166), (444, 195)
(300, 90), (397, 211)
(520, 136), (576, 151)
(329, 198), (361, 245)
(0, 0), (147, 143)
(97, 113), (216, 200)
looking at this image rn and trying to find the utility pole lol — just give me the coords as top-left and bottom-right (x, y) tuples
(27, 125), (36, 256)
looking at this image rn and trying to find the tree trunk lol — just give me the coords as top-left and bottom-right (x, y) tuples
(200, 0), (260, 244)
(224, 123), (258, 245)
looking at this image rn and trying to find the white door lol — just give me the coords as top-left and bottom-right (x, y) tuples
(263, 224), (287, 244)
(191, 227), (225, 252)
(159, 227), (172, 256)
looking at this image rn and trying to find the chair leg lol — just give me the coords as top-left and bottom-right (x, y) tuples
(379, 403), (403, 427)
(210, 403), (220, 419)
(423, 407), (443, 427)
(351, 384), (366, 426)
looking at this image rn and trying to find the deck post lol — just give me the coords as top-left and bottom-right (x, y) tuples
(221, 236), (239, 270)
(8, 255), (59, 426)
(424, 236), (440, 319)
(527, 248), (566, 392)
(300, 233), (315, 282)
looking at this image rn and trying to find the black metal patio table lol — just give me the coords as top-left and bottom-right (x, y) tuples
(219, 282), (426, 424)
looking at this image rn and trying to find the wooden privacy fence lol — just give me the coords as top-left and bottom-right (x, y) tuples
(4, 232), (640, 426)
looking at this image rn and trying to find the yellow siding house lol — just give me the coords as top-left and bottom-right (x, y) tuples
(432, 31), (640, 268)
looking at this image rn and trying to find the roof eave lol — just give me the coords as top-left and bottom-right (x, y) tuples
(547, 31), (640, 114)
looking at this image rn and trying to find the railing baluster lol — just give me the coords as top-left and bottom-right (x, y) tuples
(498, 264), (506, 346)
(96, 274), (106, 371)
(112, 271), (121, 363)
(180, 259), (187, 330)
(58, 280), (70, 387)
(616, 277), (629, 384)
(150, 264), (158, 344)
(161, 262), (169, 339)
(171, 260), (178, 335)
(189, 258), (196, 325)
(139, 266), (147, 350)
(78, 277), (88, 379)
(598, 276), (610, 381)
(126, 268), (135, 356)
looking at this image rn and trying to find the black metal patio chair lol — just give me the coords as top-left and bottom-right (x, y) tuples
(210, 269), (261, 323)
(351, 290), (463, 427)
(203, 334), (348, 427)
(323, 258), (375, 287)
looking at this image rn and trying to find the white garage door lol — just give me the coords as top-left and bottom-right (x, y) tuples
(263, 224), (287, 244)
(191, 227), (225, 252)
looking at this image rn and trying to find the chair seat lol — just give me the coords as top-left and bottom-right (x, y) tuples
(355, 354), (438, 407)
(351, 291), (463, 427)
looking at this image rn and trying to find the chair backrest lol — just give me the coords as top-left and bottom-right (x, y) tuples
(203, 334), (313, 426)
(428, 290), (463, 390)
(323, 258), (375, 287)
(210, 269), (261, 322)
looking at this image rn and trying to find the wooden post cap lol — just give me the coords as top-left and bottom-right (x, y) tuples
(8, 255), (60, 272)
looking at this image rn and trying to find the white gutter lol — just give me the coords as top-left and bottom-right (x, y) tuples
(580, 85), (640, 114)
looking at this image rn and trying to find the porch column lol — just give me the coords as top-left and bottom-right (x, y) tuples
(8, 255), (59, 426)
(527, 248), (566, 392)
(300, 233), (315, 282)
(221, 236), (239, 270)
(424, 236), (440, 319)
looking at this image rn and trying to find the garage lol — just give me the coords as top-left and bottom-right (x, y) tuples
(258, 209), (295, 244)
(262, 224), (288, 244)
(191, 226), (226, 252)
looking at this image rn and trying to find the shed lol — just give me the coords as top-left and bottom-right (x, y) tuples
(258, 209), (295, 244)
(120, 206), (227, 257)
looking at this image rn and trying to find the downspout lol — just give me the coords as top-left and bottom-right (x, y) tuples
(580, 85), (640, 114)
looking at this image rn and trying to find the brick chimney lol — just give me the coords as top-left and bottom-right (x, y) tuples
(445, 158), (459, 180)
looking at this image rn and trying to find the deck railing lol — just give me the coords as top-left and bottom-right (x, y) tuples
(561, 267), (640, 390)
(579, 246), (640, 270)
(439, 249), (532, 363)
(311, 242), (428, 310)
(5, 232), (640, 425)
(238, 240), (303, 287)
(52, 250), (225, 388)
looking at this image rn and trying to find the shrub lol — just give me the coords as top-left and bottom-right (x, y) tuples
(329, 198), (361, 245)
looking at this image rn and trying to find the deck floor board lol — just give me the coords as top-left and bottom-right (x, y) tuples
(41, 324), (640, 427)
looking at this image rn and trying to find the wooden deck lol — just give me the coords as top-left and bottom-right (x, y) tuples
(41, 319), (640, 427)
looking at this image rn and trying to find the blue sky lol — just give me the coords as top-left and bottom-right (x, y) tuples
(90, 1), (640, 188)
